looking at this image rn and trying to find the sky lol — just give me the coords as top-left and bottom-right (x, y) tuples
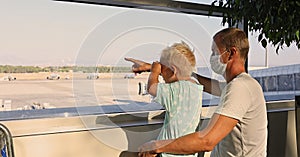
(0, 0), (299, 68)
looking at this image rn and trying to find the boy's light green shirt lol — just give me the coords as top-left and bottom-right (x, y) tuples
(154, 80), (203, 157)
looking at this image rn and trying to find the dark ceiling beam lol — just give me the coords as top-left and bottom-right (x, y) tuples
(55, 0), (226, 17)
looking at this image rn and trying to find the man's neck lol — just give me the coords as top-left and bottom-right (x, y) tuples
(225, 63), (246, 83)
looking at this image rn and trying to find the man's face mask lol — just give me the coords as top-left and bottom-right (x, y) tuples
(210, 42), (228, 75)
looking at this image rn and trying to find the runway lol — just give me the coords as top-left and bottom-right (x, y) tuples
(0, 77), (151, 110)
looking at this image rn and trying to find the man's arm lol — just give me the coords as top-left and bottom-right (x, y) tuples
(147, 62), (161, 97)
(139, 114), (238, 156)
(124, 57), (222, 96)
(192, 72), (222, 96)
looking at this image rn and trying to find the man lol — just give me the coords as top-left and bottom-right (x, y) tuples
(125, 28), (267, 157)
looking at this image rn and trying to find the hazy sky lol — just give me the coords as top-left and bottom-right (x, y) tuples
(0, 0), (299, 68)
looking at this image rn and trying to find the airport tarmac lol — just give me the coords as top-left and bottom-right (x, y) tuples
(0, 76), (151, 110)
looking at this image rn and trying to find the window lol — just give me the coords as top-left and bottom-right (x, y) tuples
(277, 74), (294, 91)
(0, 1), (226, 115)
(248, 31), (300, 101)
(296, 73), (300, 90)
(262, 76), (277, 92)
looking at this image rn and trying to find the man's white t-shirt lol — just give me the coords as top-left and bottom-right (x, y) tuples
(211, 72), (268, 157)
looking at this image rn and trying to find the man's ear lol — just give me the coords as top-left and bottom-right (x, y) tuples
(228, 47), (237, 60)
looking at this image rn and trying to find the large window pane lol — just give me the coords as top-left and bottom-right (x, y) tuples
(277, 74), (294, 91)
(295, 73), (300, 90)
(262, 76), (277, 92)
(0, 1), (226, 113)
(248, 31), (300, 101)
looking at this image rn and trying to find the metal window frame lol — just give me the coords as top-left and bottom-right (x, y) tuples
(296, 95), (300, 156)
(55, 0), (227, 17)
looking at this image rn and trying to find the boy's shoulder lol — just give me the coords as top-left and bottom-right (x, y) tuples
(160, 80), (203, 90)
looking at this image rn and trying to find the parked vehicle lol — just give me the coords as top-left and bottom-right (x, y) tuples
(87, 73), (100, 79)
(2, 75), (16, 81)
(124, 73), (136, 79)
(65, 75), (70, 80)
(46, 73), (60, 80)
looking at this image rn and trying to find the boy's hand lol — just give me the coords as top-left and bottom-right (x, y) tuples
(147, 62), (161, 97)
(151, 62), (161, 75)
(124, 57), (151, 74)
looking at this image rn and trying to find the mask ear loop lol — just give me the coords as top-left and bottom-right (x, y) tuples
(220, 49), (229, 56)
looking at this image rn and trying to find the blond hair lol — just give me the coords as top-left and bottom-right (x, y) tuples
(160, 41), (196, 77)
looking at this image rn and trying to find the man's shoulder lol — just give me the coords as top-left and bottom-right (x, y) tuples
(230, 73), (259, 86)
(225, 73), (263, 98)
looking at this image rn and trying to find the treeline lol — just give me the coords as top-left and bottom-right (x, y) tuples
(0, 65), (131, 73)
(73, 66), (131, 73)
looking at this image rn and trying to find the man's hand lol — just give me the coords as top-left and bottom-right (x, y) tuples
(138, 140), (158, 157)
(138, 139), (173, 157)
(138, 152), (157, 157)
(124, 57), (151, 74)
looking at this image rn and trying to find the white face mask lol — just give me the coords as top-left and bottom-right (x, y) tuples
(210, 50), (228, 75)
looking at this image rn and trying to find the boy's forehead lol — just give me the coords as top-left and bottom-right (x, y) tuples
(161, 63), (171, 70)
(161, 63), (168, 68)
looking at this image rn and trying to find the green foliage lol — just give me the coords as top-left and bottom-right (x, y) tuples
(73, 66), (131, 73)
(212, 0), (300, 53)
(0, 65), (44, 73)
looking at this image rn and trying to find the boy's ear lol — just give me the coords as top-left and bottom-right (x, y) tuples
(171, 65), (177, 75)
